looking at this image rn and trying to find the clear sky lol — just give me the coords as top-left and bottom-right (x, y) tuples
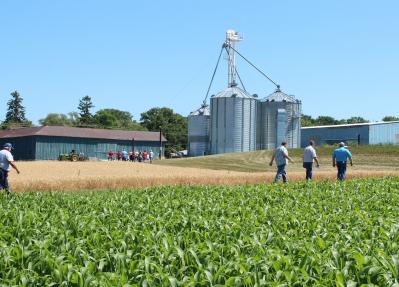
(1, 0), (398, 124)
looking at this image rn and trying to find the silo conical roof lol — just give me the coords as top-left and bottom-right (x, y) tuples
(262, 88), (298, 103)
(211, 86), (254, 99)
(189, 104), (210, 116)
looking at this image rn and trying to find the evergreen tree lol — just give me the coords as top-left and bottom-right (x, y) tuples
(78, 95), (94, 125)
(5, 91), (27, 123)
(3, 91), (32, 128)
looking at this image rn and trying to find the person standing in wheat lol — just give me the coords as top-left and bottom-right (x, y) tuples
(269, 141), (294, 184)
(332, 142), (353, 181)
(0, 143), (20, 194)
(303, 140), (320, 180)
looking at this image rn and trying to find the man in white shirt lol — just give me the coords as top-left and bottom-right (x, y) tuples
(303, 140), (320, 180)
(0, 143), (20, 193)
(269, 141), (294, 184)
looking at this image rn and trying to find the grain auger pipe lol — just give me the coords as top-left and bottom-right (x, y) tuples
(229, 45), (280, 90)
(202, 45), (224, 107)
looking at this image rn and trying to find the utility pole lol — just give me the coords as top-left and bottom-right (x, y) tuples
(159, 126), (162, 160)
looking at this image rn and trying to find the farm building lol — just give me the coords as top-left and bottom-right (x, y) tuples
(0, 126), (166, 160)
(301, 121), (399, 147)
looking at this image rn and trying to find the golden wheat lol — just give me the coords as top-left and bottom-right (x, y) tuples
(7, 161), (399, 192)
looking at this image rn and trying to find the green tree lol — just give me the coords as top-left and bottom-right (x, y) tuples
(301, 114), (315, 127)
(314, 116), (337, 126)
(140, 107), (188, 156)
(3, 91), (32, 128)
(345, 116), (369, 124)
(39, 113), (77, 126)
(78, 95), (94, 125)
(93, 109), (146, 130)
(67, 112), (80, 124)
(382, 116), (399, 122)
(301, 114), (370, 127)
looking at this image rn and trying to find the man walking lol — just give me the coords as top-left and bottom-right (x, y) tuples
(269, 141), (294, 184)
(0, 143), (20, 193)
(332, 142), (353, 181)
(303, 140), (320, 180)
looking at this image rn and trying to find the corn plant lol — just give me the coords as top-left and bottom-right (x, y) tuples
(0, 177), (399, 286)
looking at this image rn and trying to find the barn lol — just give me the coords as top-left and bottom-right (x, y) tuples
(0, 126), (167, 160)
(301, 121), (399, 147)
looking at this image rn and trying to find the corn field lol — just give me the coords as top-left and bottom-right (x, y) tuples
(1, 178), (399, 286)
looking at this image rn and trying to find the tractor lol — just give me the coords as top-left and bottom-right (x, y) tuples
(58, 150), (88, 162)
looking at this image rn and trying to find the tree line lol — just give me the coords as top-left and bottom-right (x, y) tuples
(301, 114), (399, 127)
(2, 91), (188, 156)
(2, 90), (399, 154)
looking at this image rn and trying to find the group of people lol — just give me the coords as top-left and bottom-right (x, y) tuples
(107, 150), (155, 163)
(269, 140), (353, 183)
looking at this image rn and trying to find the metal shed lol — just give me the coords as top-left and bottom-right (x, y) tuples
(301, 121), (399, 147)
(0, 126), (167, 160)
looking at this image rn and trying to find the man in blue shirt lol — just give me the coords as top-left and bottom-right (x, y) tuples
(332, 142), (353, 181)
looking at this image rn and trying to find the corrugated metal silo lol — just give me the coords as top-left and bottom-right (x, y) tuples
(188, 104), (210, 156)
(210, 86), (257, 154)
(257, 88), (301, 149)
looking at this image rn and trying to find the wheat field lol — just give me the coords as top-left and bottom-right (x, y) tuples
(7, 160), (399, 192)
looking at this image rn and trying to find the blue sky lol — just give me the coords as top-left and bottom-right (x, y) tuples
(1, 0), (398, 124)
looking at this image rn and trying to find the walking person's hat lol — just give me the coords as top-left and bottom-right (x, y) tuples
(3, 143), (12, 149)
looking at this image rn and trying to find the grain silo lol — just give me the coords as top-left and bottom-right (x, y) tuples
(257, 88), (301, 149)
(188, 104), (210, 156)
(210, 87), (257, 154)
(209, 30), (257, 154)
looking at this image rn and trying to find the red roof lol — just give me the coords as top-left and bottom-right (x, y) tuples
(0, 126), (167, 142)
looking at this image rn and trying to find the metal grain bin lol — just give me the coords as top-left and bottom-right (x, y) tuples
(257, 88), (301, 149)
(188, 104), (210, 156)
(210, 86), (257, 154)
